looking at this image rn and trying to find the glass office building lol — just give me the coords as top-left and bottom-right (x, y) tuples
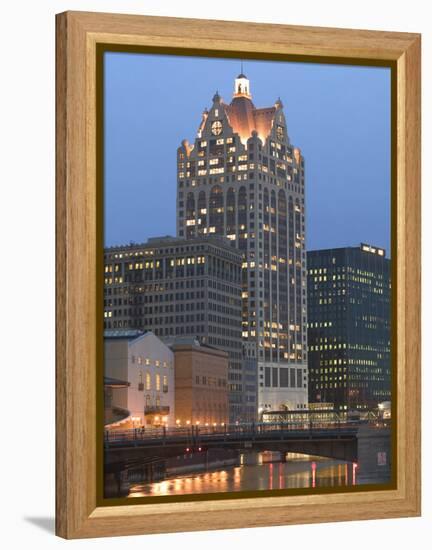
(307, 244), (391, 411)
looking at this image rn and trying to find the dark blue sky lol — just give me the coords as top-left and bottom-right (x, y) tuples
(104, 52), (391, 254)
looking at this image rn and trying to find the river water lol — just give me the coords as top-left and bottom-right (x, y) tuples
(128, 452), (357, 498)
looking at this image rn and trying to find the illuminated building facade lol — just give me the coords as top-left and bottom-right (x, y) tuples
(171, 337), (229, 426)
(176, 73), (308, 413)
(307, 244), (391, 410)
(103, 236), (253, 422)
(104, 330), (175, 428)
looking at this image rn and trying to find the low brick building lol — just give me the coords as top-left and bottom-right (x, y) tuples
(170, 337), (229, 426)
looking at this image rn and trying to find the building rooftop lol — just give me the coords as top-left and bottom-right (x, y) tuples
(104, 329), (145, 340)
(166, 336), (229, 357)
(146, 235), (179, 243)
(105, 235), (242, 256)
(165, 335), (200, 346)
(307, 243), (387, 259)
(104, 376), (130, 387)
(226, 98), (277, 144)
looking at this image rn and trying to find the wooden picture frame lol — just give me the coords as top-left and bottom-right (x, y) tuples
(56, 11), (421, 539)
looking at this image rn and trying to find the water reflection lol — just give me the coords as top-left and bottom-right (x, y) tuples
(128, 452), (357, 498)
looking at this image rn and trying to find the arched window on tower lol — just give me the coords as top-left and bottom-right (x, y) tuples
(197, 191), (207, 235)
(237, 186), (247, 251)
(226, 188), (236, 243)
(186, 192), (196, 238)
(209, 185), (224, 235)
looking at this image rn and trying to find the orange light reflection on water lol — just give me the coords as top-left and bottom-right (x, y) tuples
(127, 454), (360, 498)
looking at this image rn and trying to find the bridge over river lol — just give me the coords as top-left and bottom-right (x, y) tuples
(104, 419), (392, 497)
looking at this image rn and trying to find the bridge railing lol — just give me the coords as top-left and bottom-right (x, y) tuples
(104, 419), (390, 447)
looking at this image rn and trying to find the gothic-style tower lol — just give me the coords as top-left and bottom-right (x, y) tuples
(176, 73), (308, 419)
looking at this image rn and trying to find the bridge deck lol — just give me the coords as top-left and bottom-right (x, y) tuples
(105, 422), (361, 450)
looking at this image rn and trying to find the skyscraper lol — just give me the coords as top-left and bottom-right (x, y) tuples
(307, 244), (391, 411)
(176, 73), (308, 413)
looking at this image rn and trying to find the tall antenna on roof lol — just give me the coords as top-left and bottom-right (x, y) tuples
(241, 59), (244, 74)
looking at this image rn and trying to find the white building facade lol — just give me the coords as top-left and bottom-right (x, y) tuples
(104, 330), (175, 427)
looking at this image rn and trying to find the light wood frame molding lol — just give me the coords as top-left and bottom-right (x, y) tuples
(56, 11), (421, 539)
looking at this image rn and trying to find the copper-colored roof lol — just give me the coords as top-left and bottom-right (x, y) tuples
(253, 107), (277, 142)
(225, 97), (276, 143)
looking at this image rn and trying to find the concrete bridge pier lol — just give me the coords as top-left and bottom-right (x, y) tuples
(241, 451), (261, 466)
(356, 426), (392, 484)
(104, 470), (130, 499)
